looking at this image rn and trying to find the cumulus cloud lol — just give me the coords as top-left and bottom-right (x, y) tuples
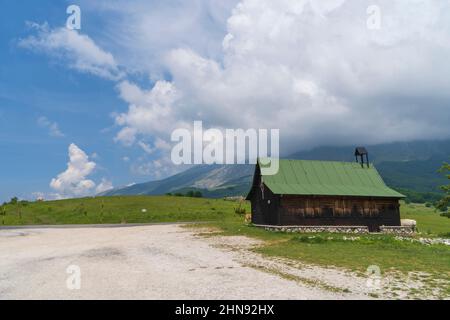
(50, 143), (97, 198)
(49, 144), (115, 198)
(19, 22), (123, 80)
(114, 80), (182, 139)
(112, 0), (450, 156)
(37, 116), (65, 137)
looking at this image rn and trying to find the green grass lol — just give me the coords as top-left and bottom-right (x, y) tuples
(259, 235), (450, 274)
(0, 196), (238, 225)
(400, 202), (450, 237)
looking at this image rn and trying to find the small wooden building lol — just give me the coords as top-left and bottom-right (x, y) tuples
(246, 152), (405, 232)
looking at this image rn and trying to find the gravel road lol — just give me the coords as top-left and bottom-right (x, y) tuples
(0, 224), (369, 299)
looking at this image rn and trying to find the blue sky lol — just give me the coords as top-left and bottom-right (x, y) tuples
(0, 0), (235, 201)
(0, 1), (148, 201)
(1, 0), (450, 202)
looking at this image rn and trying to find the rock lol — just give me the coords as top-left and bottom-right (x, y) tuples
(401, 219), (417, 227)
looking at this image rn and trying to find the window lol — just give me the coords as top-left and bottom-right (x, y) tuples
(322, 206), (334, 217)
(351, 205), (362, 217)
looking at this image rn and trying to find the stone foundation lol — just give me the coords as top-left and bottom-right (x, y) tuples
(379, 226), (415, 235)
(254, 225), (369, 234)
(254, 225), (416, 235)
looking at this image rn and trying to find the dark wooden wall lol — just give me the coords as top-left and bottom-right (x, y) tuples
(248, 166), (280, 225)
(249, 191), (401, 232)
(277, 195), (401, 231)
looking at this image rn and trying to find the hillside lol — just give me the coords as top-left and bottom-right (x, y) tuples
(0, 196), (242, 225)
(101, 139), (450, 199)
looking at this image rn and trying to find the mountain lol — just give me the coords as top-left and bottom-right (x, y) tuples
(101, 164), (254, 198)
(289, 140), (450, 164)
(101, 139), (450, 200)
(290, 140), (450, 194)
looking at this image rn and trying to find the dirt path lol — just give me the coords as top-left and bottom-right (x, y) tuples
(0, 224), (372, 299)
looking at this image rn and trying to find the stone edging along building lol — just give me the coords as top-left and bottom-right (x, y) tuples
(246, 149), (407, 233)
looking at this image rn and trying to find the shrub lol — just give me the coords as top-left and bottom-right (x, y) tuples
(440, 210), (450, 218)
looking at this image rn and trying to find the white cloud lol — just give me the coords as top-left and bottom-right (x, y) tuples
(19, 23), (123, 80)
(37, 116), (65, 137)
(31, 192), (45, 201)
(112, 80), (187, 159)
(21, 1), (450, 183)
(114, 126), (137, 146)
(114, 80), (182, 138)
(113, 0), (450, 156)
(130, 155), (183, 179)
(50, 143), (97, 198)
(76, 0), (239, 76)
(138, 141), (155, 154)
(95, 178), (114, 194)
(154, 138), (172, 151)
(90, 152), (99, 159)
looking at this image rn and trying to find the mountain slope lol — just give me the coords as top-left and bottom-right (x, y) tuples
(290, 140), (450, 193)
(101, 164), (254, 197)
(289, 140), (450, 164)
(101, 139), (450, 198)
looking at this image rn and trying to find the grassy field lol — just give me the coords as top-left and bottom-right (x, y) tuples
(400, 202), (450, 236)
(1, 196), (449, 282)
(0, 196), (236, 225)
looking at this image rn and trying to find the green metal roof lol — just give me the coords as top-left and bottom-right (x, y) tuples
(258, 158), (405, 198)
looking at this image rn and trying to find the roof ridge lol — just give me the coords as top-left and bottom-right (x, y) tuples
(258, 157), (373, 165)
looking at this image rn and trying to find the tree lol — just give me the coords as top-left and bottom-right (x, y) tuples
(186, 190), (195, 197)
(436, 162), (450, 215)
(193, 191), (203, 198)
(0, 205), (6, 225)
